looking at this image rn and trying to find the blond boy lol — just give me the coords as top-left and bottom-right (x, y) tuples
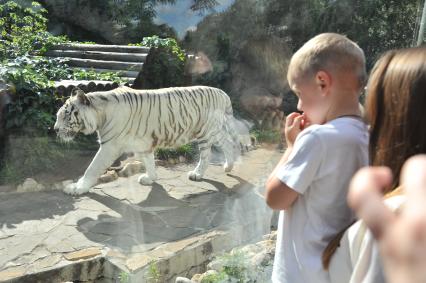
(265, 33), (369, 283)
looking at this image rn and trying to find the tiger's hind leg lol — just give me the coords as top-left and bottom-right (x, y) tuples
(188, 140), (212, 181)
(135, 152), (158, 185)
(214, 130), (237, 173)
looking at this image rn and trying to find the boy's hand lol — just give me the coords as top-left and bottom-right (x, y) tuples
(284, 112), (307, 147)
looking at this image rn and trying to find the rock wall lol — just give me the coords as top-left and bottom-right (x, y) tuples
(39, 0), (128, 43)
(176, 231), (277, 283)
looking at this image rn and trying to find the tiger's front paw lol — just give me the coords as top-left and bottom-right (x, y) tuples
(138, 174), (154, 186)
(188, 170), (203, 181)
(63, 181), (90, 195)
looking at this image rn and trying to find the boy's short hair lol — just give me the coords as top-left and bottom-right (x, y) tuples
(287, 33), (366, 90)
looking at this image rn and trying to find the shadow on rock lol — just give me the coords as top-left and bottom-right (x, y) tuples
(0, 191), (75, 228)
(76, 177), (268, 253)
(77, 184), (205, 252)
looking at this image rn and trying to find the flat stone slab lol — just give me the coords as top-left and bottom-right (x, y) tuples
(0, 148), (281, 283)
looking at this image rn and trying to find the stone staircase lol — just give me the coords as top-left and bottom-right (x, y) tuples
(46, 43), (150, 95)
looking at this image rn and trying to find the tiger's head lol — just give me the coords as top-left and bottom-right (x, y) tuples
(54, 87), (97, 142)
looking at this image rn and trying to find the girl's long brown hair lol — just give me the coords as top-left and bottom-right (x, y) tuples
(367, 47), (426, 189)
(322, 47), (426, 269)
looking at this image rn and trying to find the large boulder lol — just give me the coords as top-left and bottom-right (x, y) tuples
(39, 0), (128, 43)
(239, 86), (284, 131)
(132, 46), (185, 89)
(230, 35), (293, 129)
(230, 35), (290, 96)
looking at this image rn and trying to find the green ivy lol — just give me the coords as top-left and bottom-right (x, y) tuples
(155, 143), (197, 162)
(2, 57), (57, 130)
(0, 1), (69, 59)
(140, 35), (186, 62)
(70, 68), (124, 83)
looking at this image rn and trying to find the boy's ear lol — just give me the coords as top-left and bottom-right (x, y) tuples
(315, 71), (332, 93)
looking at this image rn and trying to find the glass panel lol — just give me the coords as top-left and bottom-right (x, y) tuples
(0, 0), (422, 282)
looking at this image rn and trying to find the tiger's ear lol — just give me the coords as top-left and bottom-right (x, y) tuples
(71, 87), (90, 106)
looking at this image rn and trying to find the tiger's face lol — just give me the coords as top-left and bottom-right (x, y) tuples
(54, 99), (83, 142)
(54, 87), (92, 142)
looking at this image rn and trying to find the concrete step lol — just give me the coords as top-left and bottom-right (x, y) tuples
(45, 50), (147, 63)
(59, 57), (143, 71)
(121, 77), (135, 84)
(52, 43), (150, 54)
(75, 67), (139, 78)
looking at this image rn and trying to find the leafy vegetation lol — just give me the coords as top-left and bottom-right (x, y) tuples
(155, 143), (197, 162)
(264, 0), (420, 68)
(140, 35), (186, 62)
(118, 271), (130, 283)
(250, 129), (281, 145)
(0, 1), (67, 58)
(200, 271), (227, 283)
(146, 260), (161, 282)
(199, 251), (256, 283)
(219, 251), (249, 282)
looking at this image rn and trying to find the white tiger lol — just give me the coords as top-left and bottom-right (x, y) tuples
(54, 85), (239, 195)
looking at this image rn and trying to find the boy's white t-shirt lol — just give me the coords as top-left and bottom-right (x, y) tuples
(271, 117), (369, 283)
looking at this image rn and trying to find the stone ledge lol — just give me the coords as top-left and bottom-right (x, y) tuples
(2, 221), (269, 283)
(64, 248), (103, 261)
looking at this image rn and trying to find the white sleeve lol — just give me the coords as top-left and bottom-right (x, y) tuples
(348, 222), (386, 283)
(348, 197), (406, 283)
(275, 131), (323, 194)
